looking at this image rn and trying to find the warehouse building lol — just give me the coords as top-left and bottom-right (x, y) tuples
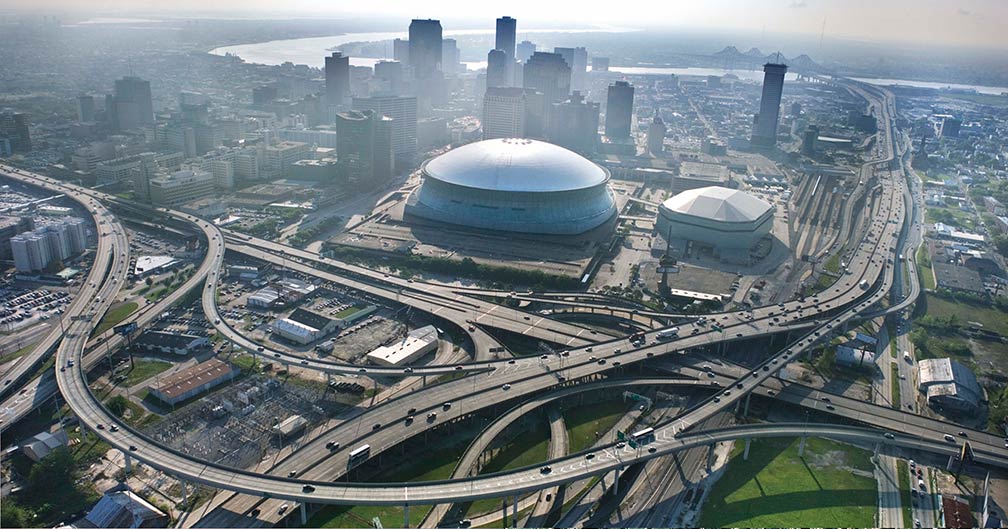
(81, 485), (169, 528)
(917, 358), (983, 415)
(656, 186), (774, 264)
(148, 358), (236, 406)
(134, 331), (210, 355)
(406, 138), (617, 235)
(365, 325), (439, 366)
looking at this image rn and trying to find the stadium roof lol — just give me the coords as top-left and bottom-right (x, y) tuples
(661, 186), (772, 223)
(424, 138), (608, 193)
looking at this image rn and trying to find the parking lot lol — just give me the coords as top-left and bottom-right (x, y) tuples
(0, 287), (71, 331)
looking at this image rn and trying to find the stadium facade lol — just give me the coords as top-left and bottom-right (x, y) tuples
(657, 186), (773, 262)
(406, 138), (616, 235)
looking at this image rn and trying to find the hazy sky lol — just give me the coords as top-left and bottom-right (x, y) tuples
(8, 0), (1008, 49)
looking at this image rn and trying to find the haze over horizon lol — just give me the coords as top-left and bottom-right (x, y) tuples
(4, 0), (1008, 51)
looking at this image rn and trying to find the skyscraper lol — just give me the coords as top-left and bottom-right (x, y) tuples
(604, 81), (634, 139)
(523, 52), (571, 105)
(0, 109), (31, 153)
(516, 40), (536, 63)
(647, 113), (666, 156)
(482, 87), (526, 140)
(335, 109), (393, 189)
(393, 38), (410, 65)
(591, 57), (610, 72)
(751, 62), (788, 148)
(408, 19), (443, 80)
(546, 92), (599, 155)
(442, 38), (460, 76)
(495, 16), (517, 60)
(325, 52), (350, 108)
(76, 94), (95, 122)
(486, 49), (509, 88)
(110, 76), (154, 132)
(496, 16), (517, 84)
(352, 96), (417, 170)
(374, 61), (404, 95)
(555, 47), (588, 93)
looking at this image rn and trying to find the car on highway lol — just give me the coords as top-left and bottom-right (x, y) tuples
(540, 466), (551, 474)
(501, 384), (511, 390)
(302, 485), (315, 493)
(943, 434), (955, 443)
(278, 504), (289, 515)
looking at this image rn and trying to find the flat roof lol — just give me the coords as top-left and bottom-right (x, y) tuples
(134, 255), (176, 275)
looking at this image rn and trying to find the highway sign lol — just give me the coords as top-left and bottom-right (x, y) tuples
(114, 322), (138, 336)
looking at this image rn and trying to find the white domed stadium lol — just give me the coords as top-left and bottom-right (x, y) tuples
(656, 186), (774, 262)
(406, 139), (617, 235)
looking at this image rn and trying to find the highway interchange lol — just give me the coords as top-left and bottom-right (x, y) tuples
(0, 79), (1001, 527)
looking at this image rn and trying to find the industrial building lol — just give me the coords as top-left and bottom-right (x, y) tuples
(656, 186), (774, 263)
(246, 278), (316, 309)
(917, 358), (983, 415)
(365, 325), (439, 366)
(22, 430), (69, 462)
(148, 358), (236, 406)
(406, 138), (617, 235)
(80, 486), (169, 528)
(134, 331), (210, 355)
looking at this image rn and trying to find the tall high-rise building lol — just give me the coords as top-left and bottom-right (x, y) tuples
(523, 52), (571, 105)
(516, 40), (536, 63)
(554, 47), (588, 93)
(546, 91), (599, 155)
(352, 96), (417, 170)
(941, 117), (961, 138)
(604, 81), (634, 139)
(408, 19), (442, 80)
(335, 109), (393, 189)
(325, 52), (350, 108)
(647, 113), (666, 156)
(802, 125), (819, 156)
(11, 217), (88, 272)
(110, 76), (154, 132)
(76, 94), (95, 122)
(0, 109), (31, 153)
(374, 61), (404, 95)
(591, 57), (609, 72)
(441, 38), (460, 76)
(482, 87), (526, 140)
(496, 16), (517, 85)
(495, 16), (517, 60)
(131, 152), (159, 202)
(750, 62), (788, 147)
(393, 38), (410, 65)
(486, 49), (509, 88)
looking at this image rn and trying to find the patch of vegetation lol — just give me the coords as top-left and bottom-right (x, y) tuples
(325, 246), (579, 291)
(897, 459), (913, 525)
(890, 363), (901, 409)
(563, 400), (629, 453)
(2, 448), (101, 528)
(91, 301), (139, 337)
(124, 358), (173, 386)
(698, 436), (877, 528)
(916, 246), (935, 290)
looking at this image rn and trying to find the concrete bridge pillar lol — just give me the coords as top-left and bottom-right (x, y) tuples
(512, 495), (518, 528)
(743, 438), (752, 461)
(123, 452), (132, 473)
(404, 503), (409, 528)
(614, 466), (621, 495)
(743, 393), (752, 417)
(706, 443), (716, 472)
(300, 503), (307, 525)
(181, 481), (188, 506)
(798, 436), (807, 457)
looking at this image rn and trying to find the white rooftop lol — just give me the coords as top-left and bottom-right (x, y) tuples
(424, 138), (608, 193)
(661, 186), (773, 223)
(133, 255), (176, 275)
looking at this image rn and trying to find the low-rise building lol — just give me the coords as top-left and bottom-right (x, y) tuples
(148, 358), (235, 406)
(365, 325), (439, 366)
(80, 485), (169, 528)
(149, 169), (216, 207)
(134, 331), (209, 355)
(834, 345), (872, 369)
(22, 430), (69, 462)
(917, 358), (983, 415)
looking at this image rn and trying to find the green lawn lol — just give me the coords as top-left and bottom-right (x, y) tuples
(305, 442), (468, 528)
(144, 287), (170, 302)
(563, 400), (630, 453)
(698, 436), (877, 528)
(925, 294), (1008, 335)
(1, 341), (39, 364)
(465, 426), (550, 517)
(333, 305), (362, 319)
(124, 358), (173, 386)
(92, 302), (139, 337)
(916, 246), (936, 290)
(897, 459), (913, 525)
(890, 363), (901, 409)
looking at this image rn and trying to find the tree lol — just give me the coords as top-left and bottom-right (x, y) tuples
(1, 499), (30, 528)
(145, 277), (154, 286)
(28, 447), (75, 494)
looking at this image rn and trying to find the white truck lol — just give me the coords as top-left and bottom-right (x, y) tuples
(656, 327), (680, 340)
